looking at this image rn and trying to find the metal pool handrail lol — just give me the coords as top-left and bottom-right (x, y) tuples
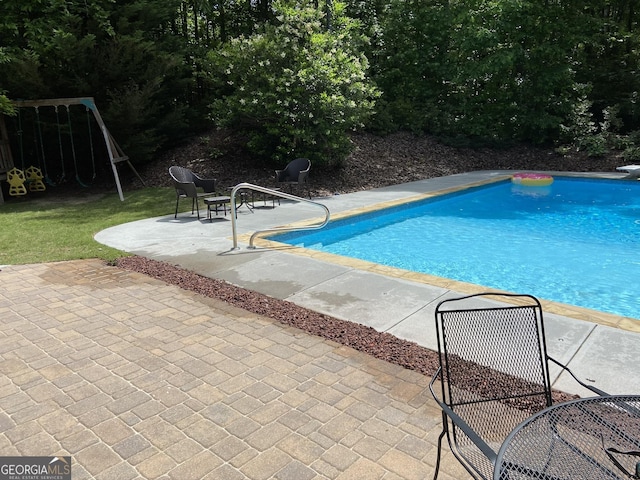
(230, 183), (330, 250)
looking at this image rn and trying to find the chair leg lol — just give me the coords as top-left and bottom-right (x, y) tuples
(174, 196), (180, 219)
(433, 424), (447, 480)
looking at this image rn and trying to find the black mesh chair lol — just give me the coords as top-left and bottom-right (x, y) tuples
(169, 166), (217, 219)
(429, 292), (606, 480)
(275, 158), (311, 198)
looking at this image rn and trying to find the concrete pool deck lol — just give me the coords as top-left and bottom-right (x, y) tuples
(96, 170), (640, 397)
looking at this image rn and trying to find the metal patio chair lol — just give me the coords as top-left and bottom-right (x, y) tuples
(429, 292), (606, 480)
(169, 165), (217, 219)
(275, 158), (311, 198)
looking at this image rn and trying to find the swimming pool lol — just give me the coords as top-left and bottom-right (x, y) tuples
(273, 177), (640, 320)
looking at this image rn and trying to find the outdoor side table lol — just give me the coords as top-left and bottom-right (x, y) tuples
(494, 395), (640, 480)
(204, 196), (231, 220)
(227, 186), (254, 213)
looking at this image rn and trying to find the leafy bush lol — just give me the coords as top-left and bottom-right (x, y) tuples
(372, 0), (595, 145)
(205, 0), (379, 166)
(369, 0), (452, 134)
(0, 0), (190, 164)
(559, 102), (640, 158)
(0, 93), (14, 116)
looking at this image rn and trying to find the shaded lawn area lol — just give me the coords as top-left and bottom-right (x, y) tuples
(0, 187), (177, 265)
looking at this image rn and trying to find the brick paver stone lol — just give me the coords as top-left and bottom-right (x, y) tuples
(0, 260), (459, 479)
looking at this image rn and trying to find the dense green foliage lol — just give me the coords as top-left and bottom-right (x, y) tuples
(0, 0), (198, 162)
(1, 0), (639, 167)
(372, 0), (640, 151)
(207, 1), (378, 165)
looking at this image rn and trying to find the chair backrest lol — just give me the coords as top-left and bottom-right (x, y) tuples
(435, 293), (553, 478)
(169, 165), (195, 184)
(277, 158), (311, 183)
(169, 165), (196, 198)
(169, 165), (217, 197)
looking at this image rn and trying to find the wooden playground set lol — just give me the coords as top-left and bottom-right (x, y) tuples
(0, 97), (143, 204)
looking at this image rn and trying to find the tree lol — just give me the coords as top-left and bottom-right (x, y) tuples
(441, 0), (586, 144)
(0, 49), (14, 116)
(574, 0), (640, 131)
(2, 0), (640, 164)
(206, 0), (379, 165)
(374, 0), (589, 144)
(0, 0), (190, 163)
(371, 0), (452, 134)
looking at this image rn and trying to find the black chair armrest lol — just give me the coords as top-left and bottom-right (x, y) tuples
(547, 356), (609, 396)
(429, 367), (498, 464)
(173, 180), (198, 197)
(298, 169), (310, 183)
(192, 173), (216, 194)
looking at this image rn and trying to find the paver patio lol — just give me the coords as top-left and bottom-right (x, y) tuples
(0, 260), (468, 479)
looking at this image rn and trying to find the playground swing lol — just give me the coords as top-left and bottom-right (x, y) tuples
(61, 103), (97, 187)
(6, 167), (27, 196)
(7, 97), (144, 201)
(53, 105), (67, 184)
(25, 166), (46, 192)
(4, 107), (50, 195)
(34, 103), (97, 188)
(16, 109), (47, 193)
(34, 106), (56, 187)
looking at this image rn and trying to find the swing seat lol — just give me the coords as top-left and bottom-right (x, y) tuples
(25, 166), (46, 192)
(7, 168), (27, 196)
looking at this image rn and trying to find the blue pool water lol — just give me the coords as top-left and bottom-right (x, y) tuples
(274, 177), (640, 319)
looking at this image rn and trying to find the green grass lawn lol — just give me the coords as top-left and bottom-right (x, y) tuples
(0, 187), (178, 265)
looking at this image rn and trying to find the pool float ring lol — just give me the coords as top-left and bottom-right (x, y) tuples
(511, 173), (553, 187)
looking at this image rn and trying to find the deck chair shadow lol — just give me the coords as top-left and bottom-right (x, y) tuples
(430, 292), (607, 480)
(275, 158), (311, 198)
(169, 165), (217, 219)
